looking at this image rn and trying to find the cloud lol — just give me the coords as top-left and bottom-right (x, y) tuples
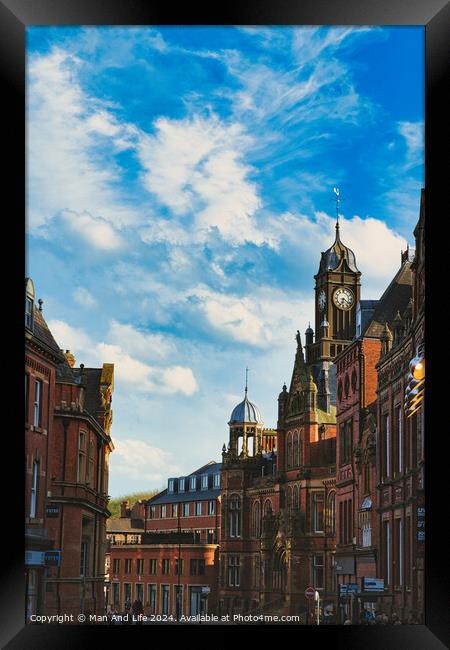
(136, 114), (271, 246)
(47, 319), (198, 396)
(111, 438), (180, 483)
(61, 210), (123, 250)
(27, 48), (139, 238)
(73, 287), (97, 308)
(107, 320), (176, 361)
(397, 121), (424, 170)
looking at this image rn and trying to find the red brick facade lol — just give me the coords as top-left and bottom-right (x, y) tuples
(25, 280), (114, 620)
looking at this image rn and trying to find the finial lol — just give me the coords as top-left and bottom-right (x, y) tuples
(245, 366), (249, 396)
(332, 187), (345, 238)
(38, 298), (43, 312)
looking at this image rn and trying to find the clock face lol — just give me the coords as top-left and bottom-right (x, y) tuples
(333, 287), (354, 310)
(318, 289), (326, 311)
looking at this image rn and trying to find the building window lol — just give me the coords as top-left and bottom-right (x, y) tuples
(405, 516), (411, 588)
(175, 558), (183, 576)
(148, 584), (157, 614)
(25, 374), (29, 422)
(252, 501), (261, 538)
(124, 559), (132, 574)
(394, 518), (403, 586)
(189, 476), (197, 491)
(87, 441), (95, 488)
(135, 583), (144, 603)
(396, 405), (403, 475)
(313, 553), (324, 589)
(229, 496), (241, 538)
(201, 474), (209, 490)
(80, 542), (88, 577)
(326, 491), (335, 536)
(383, 520), (391, 585)
(340, 419), (352, 465)
(198, 559), (206, 575)
(172, 503), (178, 518)
(161, 505), (167, 518)
(207, 529), (215, 544)
(364, 462), (371, 495)
(213, 473), (220, 488)
(208, 500), (215, 515)
(179, 478), (186, 492)
(161, 585), (170, 615)
(383, 414), (391, 479)
(77, 431), (86, 483)
(124, 583), (132, 606)
(112, 582), (120, 607)
(362, 517), (372, 547)
(113, 559), (120, 574)
(183, 503), (190, 517)
(162, 559), (170, 575)
(190, 559), (197, 576)
(312, 492), (324, 533)
(136, 559), (144, 575)
(149, 559), (157, 575)
(228, 556), (240, 587)
(293, 432), (300, 467)
(25, 296), (34, 329)
(33, 379), (42, 427)
(286, 432), (293, 468)
(30, 460), (39, 518)
(195, 502), (202, 516)
(168, 479), (175, 493)
(148, 505), (156, 519)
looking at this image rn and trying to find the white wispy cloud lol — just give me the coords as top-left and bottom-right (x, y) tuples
(110, 438), (180, 483)
(47, 319), (198, 396)
(27, 48), (139, 241)
(73, 287), (97, 308)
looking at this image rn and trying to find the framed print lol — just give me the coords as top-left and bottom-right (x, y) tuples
(2, 0), (448, 647)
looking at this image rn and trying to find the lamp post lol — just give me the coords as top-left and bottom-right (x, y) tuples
(315, 590), (320, 625)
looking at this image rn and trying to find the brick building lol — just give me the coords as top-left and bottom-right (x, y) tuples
(106, 462), (221, 617)
(219, 215), (363, 621)
(44, 355), (115, 616)
(375, 189), (425, 622)
(25, 278), (115, 618)
(334, 255), (413, 622)
(25, 279), (65, 618)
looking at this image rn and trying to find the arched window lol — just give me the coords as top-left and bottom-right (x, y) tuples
(264, 499), (272, 516)
(286, 486), (292, 512)
(293, 484), (299, 510)
(229, 495), (241, 538)
(253, 501), (261, 538)
(293, 432), (299, 467)
(287, 432), (293, 469)
(326, 491), (336, 536)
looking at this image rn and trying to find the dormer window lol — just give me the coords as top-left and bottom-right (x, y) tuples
(168, 479), (175, 493)
(178, 478), (185, 493)
(25, 278), (35, 331)
(213, 473), (220, 489)
(189, 476), (197, 492)
(201, 474), (209, 490)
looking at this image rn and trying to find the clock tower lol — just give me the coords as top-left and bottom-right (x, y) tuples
(306, 194), (361, 366)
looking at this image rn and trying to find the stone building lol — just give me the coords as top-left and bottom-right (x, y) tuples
(218, 215), (362, 620)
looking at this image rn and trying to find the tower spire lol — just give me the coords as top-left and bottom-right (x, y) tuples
(245, 366), (249, 397)
(332, 187), (345, 241)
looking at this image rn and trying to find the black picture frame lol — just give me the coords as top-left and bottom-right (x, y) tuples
(2, 0), (448, 647)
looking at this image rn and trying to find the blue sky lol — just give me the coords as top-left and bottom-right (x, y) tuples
(26, 26), (424, 496)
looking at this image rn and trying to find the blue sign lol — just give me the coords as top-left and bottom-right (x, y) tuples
(339, 583), (360, 595)
(363, 578), (384, 592)
(45, 550), (61, 567)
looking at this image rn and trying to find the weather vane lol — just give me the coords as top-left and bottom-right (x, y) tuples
(332, 186), (346, 228)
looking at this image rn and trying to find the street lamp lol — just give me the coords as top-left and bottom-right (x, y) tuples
(315, 590), (320, 625)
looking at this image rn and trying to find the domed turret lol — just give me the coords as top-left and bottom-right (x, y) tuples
(318, 222), (359, 274)
(229, 393), (262, 424)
